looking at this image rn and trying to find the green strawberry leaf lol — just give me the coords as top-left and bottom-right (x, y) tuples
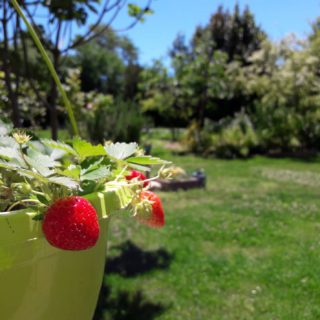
(25, 156), (54, 177)
(41, 139), (77, 156)
(0, 119), (12, 136)
(126, 156), (170, 165)
(80, 157), (104, 174)
(0, 146), (24, 165)
(105, 142), (138, 160)
(60, 165), (81, 180)
(48, 176), (79, 189)
(17, 168), (49, 182)
(50, 148), (67, 160)
(27, 148), (59, 168)
(0, 136), (17, 148)
(73, 138), (106, 159)
(81, 166), (110, 181)
(0, 159), (19, 170)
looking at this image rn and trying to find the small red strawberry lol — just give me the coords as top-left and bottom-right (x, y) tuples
(125, 170), (149, 187)
(134, 190), (165, 228)
(42, 196), (100, 251)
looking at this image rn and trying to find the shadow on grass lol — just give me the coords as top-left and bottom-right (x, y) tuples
(93, 241), (172, 320)
(93, 285), (166, 320)
(106, 240), (172, 277)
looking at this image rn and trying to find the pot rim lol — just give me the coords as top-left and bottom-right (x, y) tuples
(0, 192), (109, 245)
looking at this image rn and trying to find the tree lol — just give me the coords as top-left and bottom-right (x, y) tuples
(72, 27), (139, 98)
(138, 60), (189, 140)
(1, 0), (154, 139)
(238, 36), (320, 151)
(194, 4), (266, 64)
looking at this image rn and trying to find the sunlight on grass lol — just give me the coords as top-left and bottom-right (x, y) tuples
(96, 150), (320, 319)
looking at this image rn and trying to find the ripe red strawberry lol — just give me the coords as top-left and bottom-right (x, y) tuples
(125, 170), (149, 187)
(42, 196), (100, 251)
(134, 191), (165, 228)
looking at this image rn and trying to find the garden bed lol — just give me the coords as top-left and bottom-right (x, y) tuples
(151, 171), (206, 191)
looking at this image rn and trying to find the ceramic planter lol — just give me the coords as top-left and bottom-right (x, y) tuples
(0, 191), (113, 320)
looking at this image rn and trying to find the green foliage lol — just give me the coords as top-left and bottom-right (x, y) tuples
(105, 142), (138, 160)
(72, 28), (139, 96)
(85, 96), (144, 144)
(61, 68), (144, 144)
(209, 112), (258, 158)
(239, 37), (320, 151)
(150, 8), (320, 157)
(138, 60), (187, 127)
(193, 4), (266, 63)
(0, 120), (169, 212)
(44, 0), (100, 24)
(128, 3), (154, 22)
(184, 112), (258, 158)
(184, 121), (213, 154)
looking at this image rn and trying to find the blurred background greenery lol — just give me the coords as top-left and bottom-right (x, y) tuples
(3, 2), (320, 160)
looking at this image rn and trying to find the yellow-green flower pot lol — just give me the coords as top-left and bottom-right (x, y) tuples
(0, 192), (113, 320)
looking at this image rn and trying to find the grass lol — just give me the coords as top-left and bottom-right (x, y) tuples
(94, 146), (320, 320)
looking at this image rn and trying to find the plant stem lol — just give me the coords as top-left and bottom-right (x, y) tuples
(10, 0), (79, 137)
(7, 199), (42, 212)
(115, 165), (128, 181)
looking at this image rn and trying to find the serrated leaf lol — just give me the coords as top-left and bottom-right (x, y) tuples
(73, 138), (106, 159)
(30, 140), (66, 160)
(25, 156), (54, 177)
(0, 120), (12, 136)
(126, 156), (170, 165)
(18, 168), (49, 182)
(27, 149), (59, 168)
(60, 165), (81, 180)
(0, 146), (24, 165)
(0, 159), (19, 170)
(28, 140), (47, 153)
(81, 166), (110, 181)
(48, 176), (79, 189)
(50, 148), (66, 160)
(105, 142), (138, 160)
(80, 157), (104, 175)
(41, 139), (77, 156)
(0, 136), (17, 148)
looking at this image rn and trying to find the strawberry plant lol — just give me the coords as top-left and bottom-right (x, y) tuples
(0, 1), (172, 252)
(0, 119), (172, 249)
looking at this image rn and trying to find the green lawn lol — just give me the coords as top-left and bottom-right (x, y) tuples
(94, 150), (320, 320)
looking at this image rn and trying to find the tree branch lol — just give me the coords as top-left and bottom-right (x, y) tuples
(62, 0), (123, 52)
(63, 0), (153, 52)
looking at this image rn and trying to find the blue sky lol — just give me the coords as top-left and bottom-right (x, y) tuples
(110, 0), (320, 65)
